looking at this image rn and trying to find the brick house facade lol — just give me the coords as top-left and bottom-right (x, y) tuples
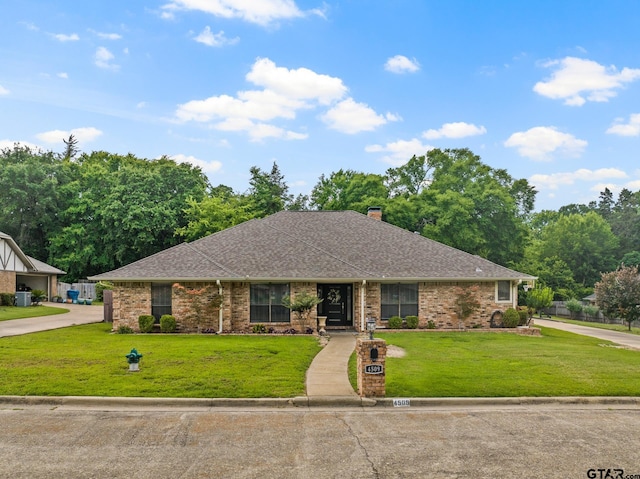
(95, 209), (532, 333)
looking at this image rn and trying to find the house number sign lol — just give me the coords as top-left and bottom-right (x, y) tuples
(364, 364), (384, 374)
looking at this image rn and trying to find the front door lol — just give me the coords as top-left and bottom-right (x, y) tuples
(319, 284), (352, 327)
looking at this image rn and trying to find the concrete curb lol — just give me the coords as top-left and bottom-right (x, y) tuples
(2, 395), (639, 410)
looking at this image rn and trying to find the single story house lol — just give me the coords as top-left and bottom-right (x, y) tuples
(89, 208), (536, 333)
(0, 231), (66, 300)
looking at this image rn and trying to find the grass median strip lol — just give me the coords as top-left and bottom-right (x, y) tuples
(350, 328), (640, 397)
(0, 323), (321, 398)
(0, 306), (69, 322)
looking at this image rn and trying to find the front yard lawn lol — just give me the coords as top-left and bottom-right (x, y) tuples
(0, 323), (321, 398)
(0, 305), (69, 322)
(350, 328), (640, 397)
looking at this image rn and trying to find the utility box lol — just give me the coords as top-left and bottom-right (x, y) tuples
(15, 291), (32, 307)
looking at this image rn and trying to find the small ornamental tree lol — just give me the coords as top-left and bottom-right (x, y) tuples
(526, 286), (554, 318)
(172, 283), (223, 333)
(595, 265), (640, 331)
(453, 285), (481, 329)
(282, 291), (322, 330)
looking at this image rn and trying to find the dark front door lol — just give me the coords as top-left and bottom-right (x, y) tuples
(319, 284), (352, 327)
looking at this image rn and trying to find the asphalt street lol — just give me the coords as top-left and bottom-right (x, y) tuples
(1, 403), (640, 479)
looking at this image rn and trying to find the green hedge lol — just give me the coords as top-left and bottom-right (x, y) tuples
(160, 314), (177, 333)
(0, 293), (15, 307)
(388, 316), (403, 329)
(405, 315), (419, 329)
(138, 315), (155, 333)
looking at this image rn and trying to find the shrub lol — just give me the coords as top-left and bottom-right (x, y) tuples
(0, 292), (14, 306)
(583, 305), (600, 321)
(503, 308), (520, 328)
(517, 308), (529, 326)
(116, 325), (134, 334)
(138, 315), (155, 333)
(95, 281), (113, 302)
(565, 299), (583, 319)
(405, 315), (419, 329)
(252, 323), (267, 334)
(160, 315), (177, 333)
(388, 316), (403, 329)
(30, 289), (47, 304)
(426, 320), (436, 329)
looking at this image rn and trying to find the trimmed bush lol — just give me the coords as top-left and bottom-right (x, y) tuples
(566, 299), (583, 319)
(388, 316), (403, 329)
(0, 292), (15, 306)
(426, 320), (436, 329)
(116, 325), (134, 334)
(503, 308), (520, 328)
(138, 315), (155, 333)
(405, 315), (419, 329)
(517, 308), (529, 326)
(160, 315), (177, 333)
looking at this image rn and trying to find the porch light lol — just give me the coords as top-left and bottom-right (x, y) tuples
(366, 317), (376, 340)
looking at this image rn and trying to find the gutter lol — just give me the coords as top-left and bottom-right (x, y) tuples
(216, 279), (223, 333)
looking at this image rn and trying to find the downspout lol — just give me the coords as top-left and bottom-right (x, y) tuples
(216, 280), (223, 333)
(361, 280), (366, 332)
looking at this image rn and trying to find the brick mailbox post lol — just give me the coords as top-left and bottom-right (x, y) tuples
(356, 337), (387, 397)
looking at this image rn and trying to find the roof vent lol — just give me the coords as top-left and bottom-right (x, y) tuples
(367, 206), (382, 221)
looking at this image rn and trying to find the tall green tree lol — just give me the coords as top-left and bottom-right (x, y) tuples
(537, 212), (618, 287)
(310, 169), (388, 213)
(48, 152), (209, 280)
(248, 162), (292, 217)
(0, 144), (70, 258)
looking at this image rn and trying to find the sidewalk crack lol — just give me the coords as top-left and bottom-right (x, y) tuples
(336, 414), (380, 478)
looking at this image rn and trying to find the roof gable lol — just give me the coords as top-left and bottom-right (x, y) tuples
(90, 210), (535, 282)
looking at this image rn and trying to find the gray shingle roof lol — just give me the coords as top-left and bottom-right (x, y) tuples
(89, 210), (535, 282)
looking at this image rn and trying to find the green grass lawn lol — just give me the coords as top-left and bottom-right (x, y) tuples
(0, 305), (69, 321)
(0, 323), (321, 398)
(349, 328), (640, 397)
(545, 316), (640, 335)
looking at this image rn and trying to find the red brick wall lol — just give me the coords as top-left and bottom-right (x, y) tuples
(113, 282), (151, 330)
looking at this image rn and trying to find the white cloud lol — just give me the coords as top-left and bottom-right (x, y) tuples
(36, 127), (103, 144)
(321, 98), (396, 134)
(422, 122), (487, 140)
(365, 138), (433, 166)
(384, 55), (420, 74)
(533, 57), (640, 106)
(95, 47), (119, 70)
(606, 113), (640, 136)
(161, 0), (306, 26)
(90, 29), (122, 40)
(52, 33), (79, 42)
(57, 72), (68, 79)
(504, 126), (587, 161)
(0, 140), (42, 151)
(529, 168), (627, 190)
(193, 26), (239, 47)
(169, 154), (223, 173)
(0, 85), (9, 95)
(246, 57), (346, 105)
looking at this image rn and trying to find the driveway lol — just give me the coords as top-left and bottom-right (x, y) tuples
(0, 302), (103, 338)
(534, 318), (640, 350)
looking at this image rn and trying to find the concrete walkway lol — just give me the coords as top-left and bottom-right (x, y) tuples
(305, 332), (359, 399)
(0, 302), (104, 338)
(535, 318), (640, 350)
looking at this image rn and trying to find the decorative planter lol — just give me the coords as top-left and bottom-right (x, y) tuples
(317, 316), (327, 335)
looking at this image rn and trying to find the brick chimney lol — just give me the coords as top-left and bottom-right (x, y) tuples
(367, 206), (382, 221)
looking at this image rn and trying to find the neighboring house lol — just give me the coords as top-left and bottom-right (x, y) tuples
(89, 208), (536, 333)
(0, 231), (66, 300)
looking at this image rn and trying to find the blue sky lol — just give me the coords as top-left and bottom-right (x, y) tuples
(1, 0), (640, 212)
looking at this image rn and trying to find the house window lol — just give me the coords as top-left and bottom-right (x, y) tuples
(381, 283), (418, 320)
(496, 281), (512, 302)
(151, 283), (172, 322)
(250, 284), (290, 323)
